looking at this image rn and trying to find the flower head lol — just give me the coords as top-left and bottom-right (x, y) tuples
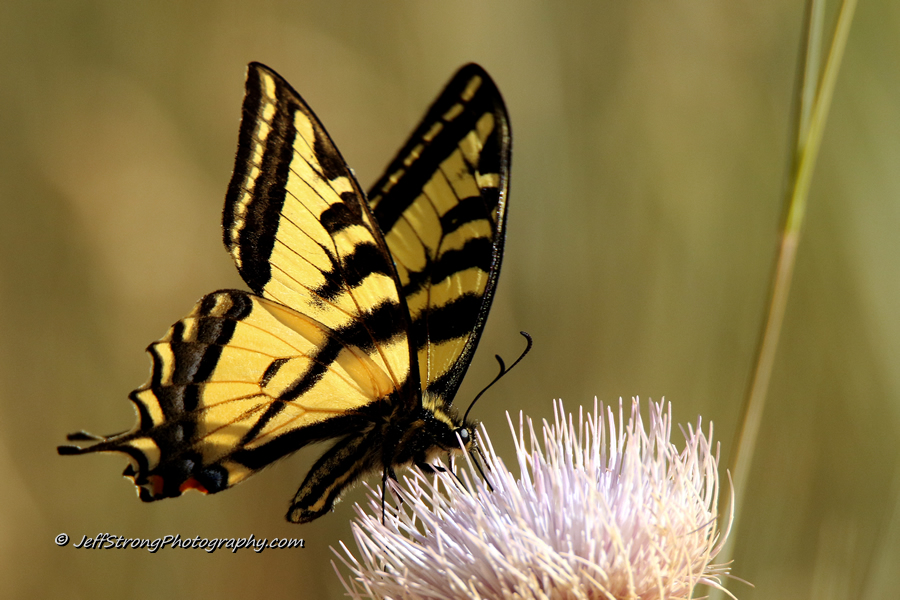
(334, 398), (733, 599)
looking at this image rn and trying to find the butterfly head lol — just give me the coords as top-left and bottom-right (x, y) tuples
(420, 392), (477, 456)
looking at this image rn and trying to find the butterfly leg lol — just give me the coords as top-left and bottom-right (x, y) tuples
(471, 447), (494, 492)
(415, 462), (447, 474)
(379, 466), (402, 523)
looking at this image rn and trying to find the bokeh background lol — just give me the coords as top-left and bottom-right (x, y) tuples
(2, 1), (899, 598)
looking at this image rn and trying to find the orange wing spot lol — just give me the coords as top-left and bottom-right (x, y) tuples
(179, 477), (210, 494)
(145, 474), (166, 497)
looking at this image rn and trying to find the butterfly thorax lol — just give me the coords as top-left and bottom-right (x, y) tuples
(383, 391), (475, 469)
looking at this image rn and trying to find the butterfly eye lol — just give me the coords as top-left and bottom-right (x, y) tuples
(458, 428), (470, 445)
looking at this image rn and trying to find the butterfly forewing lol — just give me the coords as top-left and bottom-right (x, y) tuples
(224, 63), (413, 398)
(368, 64), (510, 403)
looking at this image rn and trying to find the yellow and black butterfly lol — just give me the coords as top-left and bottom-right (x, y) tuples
(59, 62), (510, 523)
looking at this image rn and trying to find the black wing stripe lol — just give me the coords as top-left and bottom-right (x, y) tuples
(237, 336), (345, 445)
(370, 78), (499, 232)
(309, 242), (393, 303)
(410, 293), (483, 347)
(224, 67), (295, 294)
(439, 195), (493, 235)
(319, 193), (364, 234)
(233, 411), (373, 472)
(413, 237), (494, 294)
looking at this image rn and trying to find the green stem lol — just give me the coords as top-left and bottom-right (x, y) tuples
(706, 0), (857, 597)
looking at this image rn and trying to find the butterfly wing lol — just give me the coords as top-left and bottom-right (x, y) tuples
(367, 64), (510, 402)
(225, 63), (414, 401)
(60, 63), (416, 502)
(62, 290), (399, 499)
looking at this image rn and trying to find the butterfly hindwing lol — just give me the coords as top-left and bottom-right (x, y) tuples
(61, 290), (395, 499)
(368, 64), (510, 403)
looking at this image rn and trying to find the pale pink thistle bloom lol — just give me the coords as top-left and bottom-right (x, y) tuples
(334, 398), (733, 599)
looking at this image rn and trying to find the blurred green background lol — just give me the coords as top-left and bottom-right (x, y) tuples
(2, 1), (899, 597)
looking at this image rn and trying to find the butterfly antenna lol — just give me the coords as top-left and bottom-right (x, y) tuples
(462, 331), (533, 424)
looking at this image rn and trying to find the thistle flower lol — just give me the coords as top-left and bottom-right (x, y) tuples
(334, 398), (734, 599)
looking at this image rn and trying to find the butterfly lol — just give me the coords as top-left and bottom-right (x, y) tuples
(59, 62), (511, 523)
